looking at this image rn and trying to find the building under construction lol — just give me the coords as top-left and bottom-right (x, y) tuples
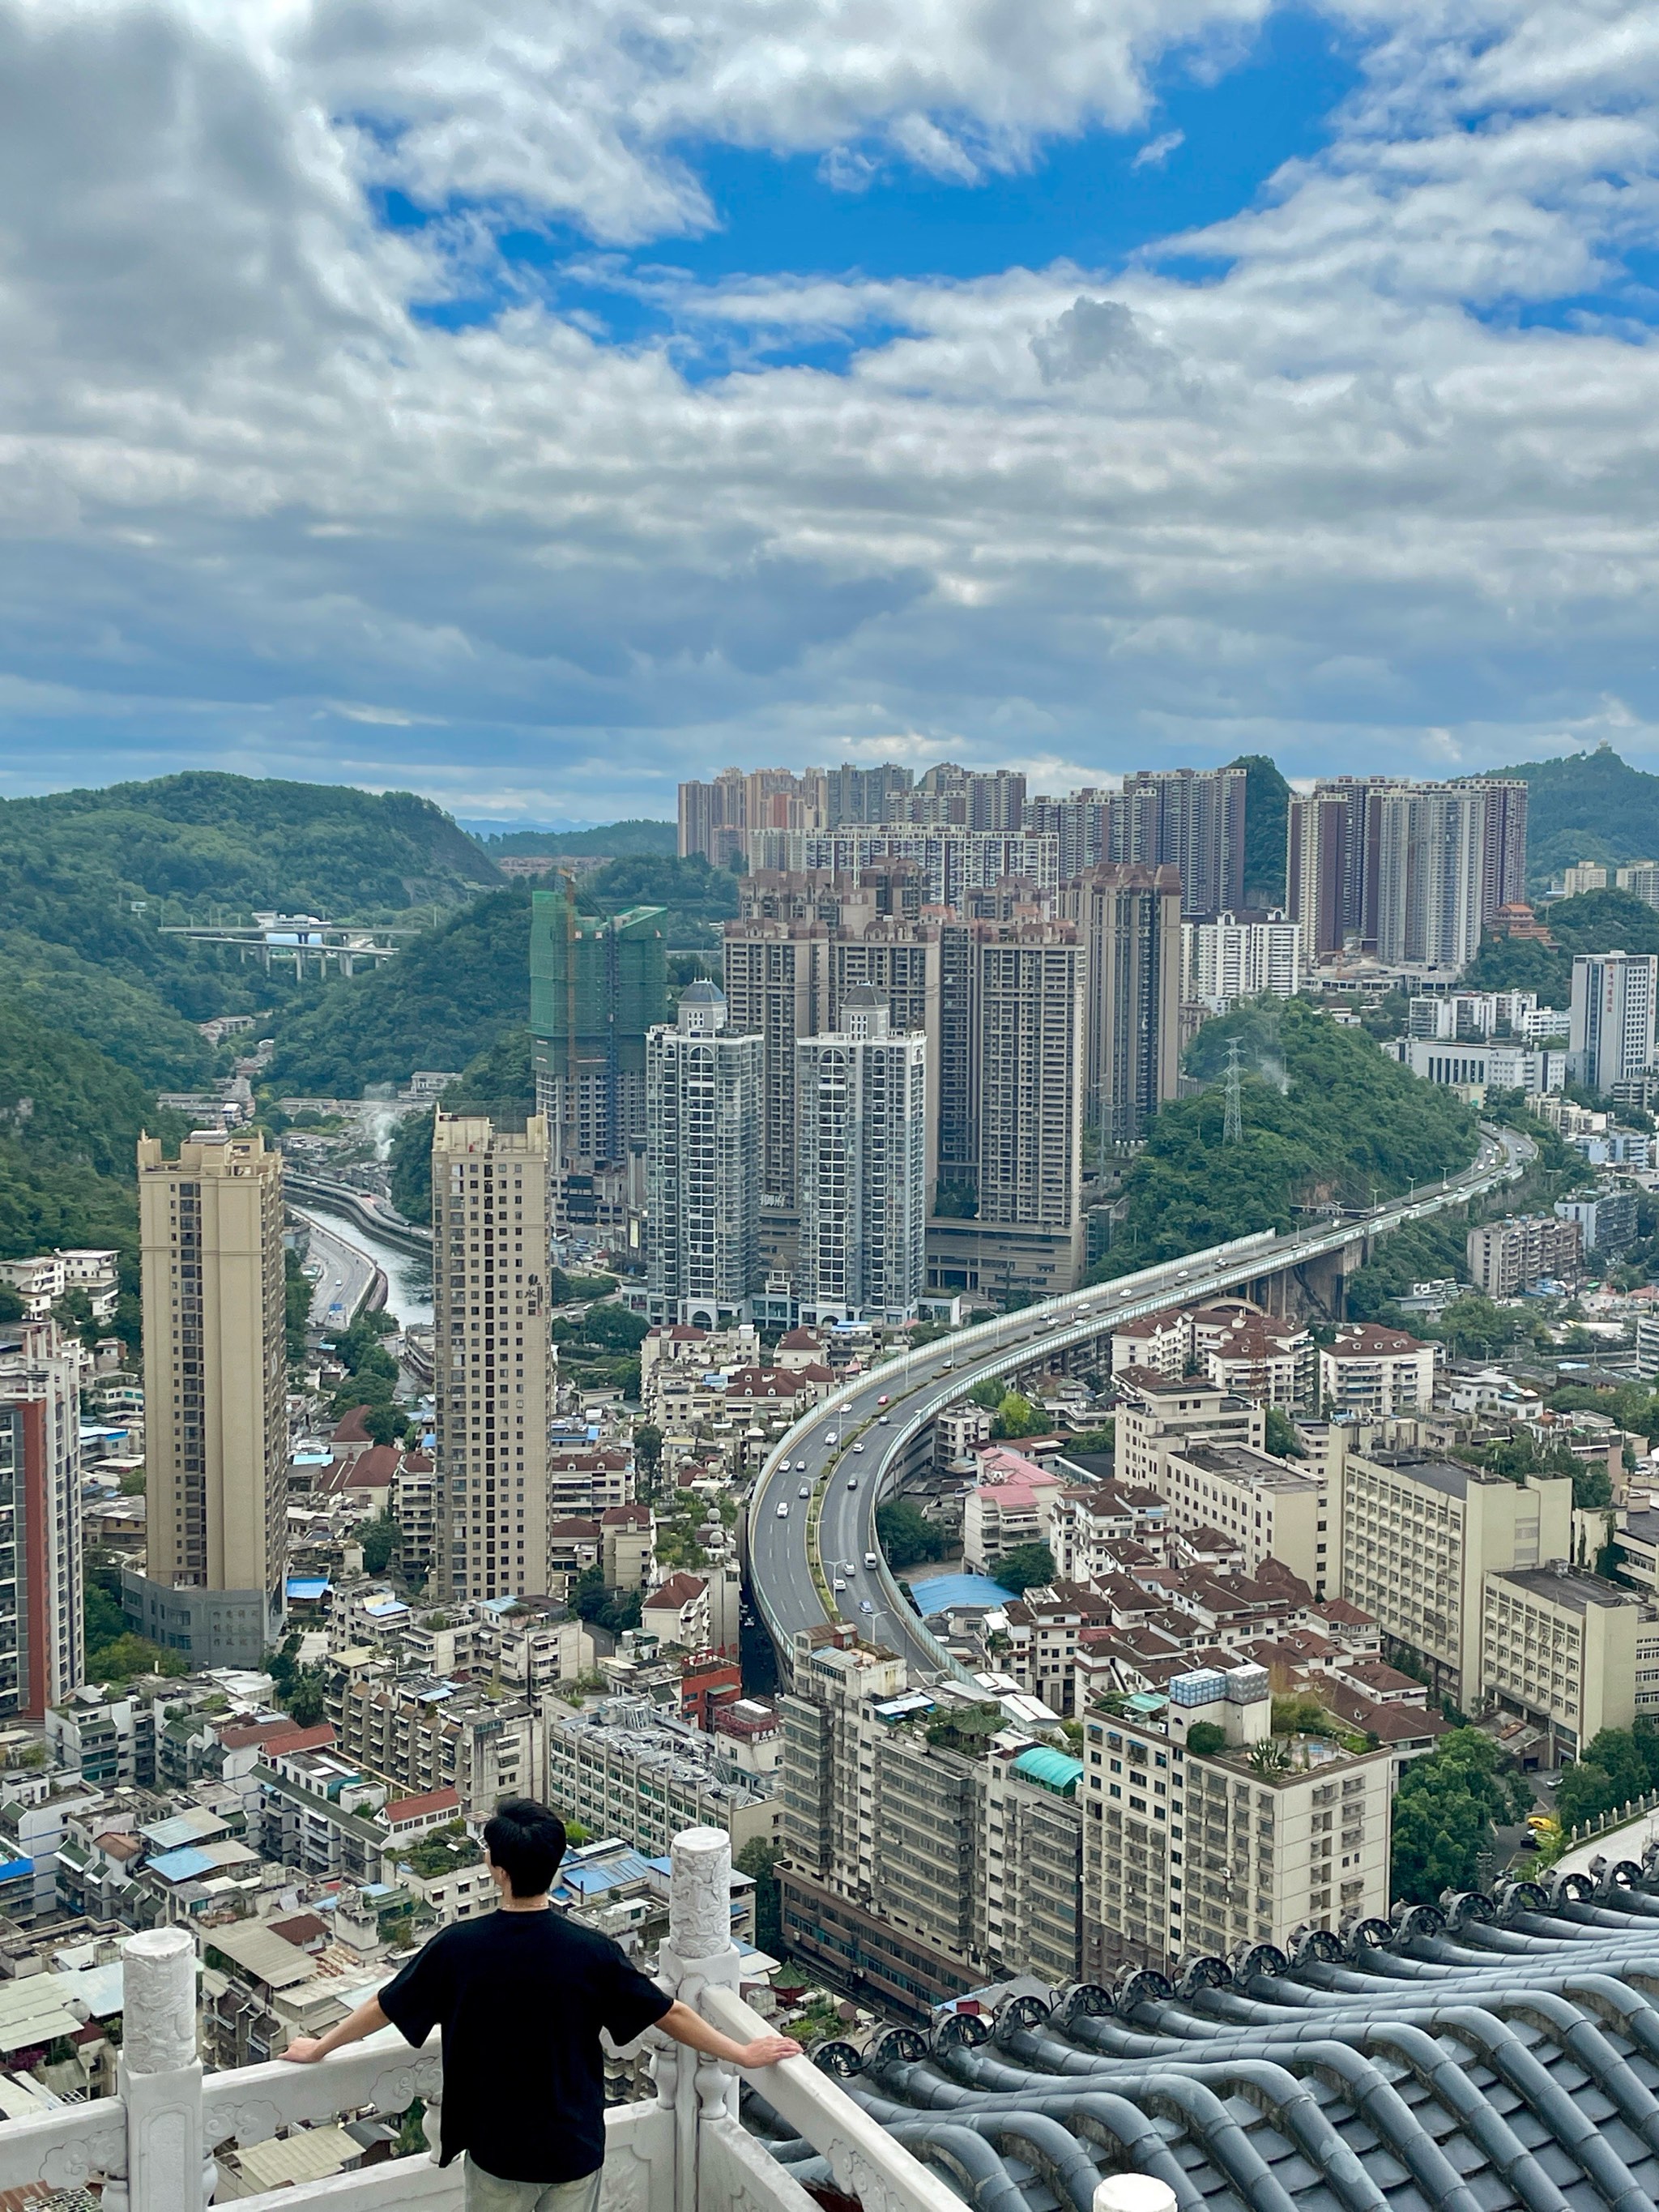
(529, 882), (668, 1248)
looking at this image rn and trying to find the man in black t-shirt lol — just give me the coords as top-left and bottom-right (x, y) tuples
(282, 1799), (800, 2210)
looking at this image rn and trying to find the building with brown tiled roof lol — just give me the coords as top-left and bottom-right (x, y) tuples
(642, 1571), (711, 1651)
(1319, 1322), (1439, 1418)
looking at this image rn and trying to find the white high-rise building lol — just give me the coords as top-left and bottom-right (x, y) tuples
(1570, 950), (1657, 1092)
(646, 982), (762, 1326)
(432, 1113), (557, 1603)
(795, 989), (928, 1324)
(1370, 782), (1488, 971)
(1181, 910), (1303, 1013)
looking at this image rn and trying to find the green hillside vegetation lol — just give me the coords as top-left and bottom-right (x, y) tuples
(1484, 748), (1659, 889)
(1085, 998), (1479, 1279)
(0, 998), (188, 1347)
(1461, 887), (1659, 1004)
(387, 1028), (536, 1221)
(0, 774), (499, 1090)
(480, 820), (677, 858)
(269, 888), (534, 1095)
(581, 854), (738, 946)
(1229, 754), (1292, 907)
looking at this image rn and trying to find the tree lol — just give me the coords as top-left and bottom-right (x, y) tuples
(85, 1633), (187, 1687)
(989, 1391), (1040, 1439)
(735, 1837), (784, 1958)
(1064, 1420), (1115, 1458)
(284, 1672), (328, 1728)
(1264, 1406), (1306, 1459)
(992, 1543), (1056, 1595)
(1390, 1727), (1512, 1903)
(573, 1565), (643, 1638)
(875, 1497), (948, 1570)
(364, 1402), (409, 1448)
(360, 1514), (400, 1575)
(0, 1286), (23, 1323)
(1186, 1722), (1226, 1756)
(968, 1377), (1005, 1412)
(284, 1249), (312, 1365)
(633, 1424), (663, 1490)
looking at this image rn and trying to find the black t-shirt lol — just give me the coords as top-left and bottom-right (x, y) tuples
(377, 1908), (673, 2182)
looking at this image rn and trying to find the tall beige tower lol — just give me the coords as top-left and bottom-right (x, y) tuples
(131, 1130), (285, 1667)
(432, 1113), (555, 1603)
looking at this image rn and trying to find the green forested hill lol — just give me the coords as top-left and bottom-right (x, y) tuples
(0, 774), (500, 1090)
(387, 1029), (536, 1219)
(1483, 748), (1659, 889)
(0, 999), (186, 1326)
(1461, 887), (1659, 1003)
(267, 888), (534, 1094)
(1086, 998), (1478, 1279)
(1229, 754), (1292, 907)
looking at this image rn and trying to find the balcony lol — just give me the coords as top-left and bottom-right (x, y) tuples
(0, 1826), (1143, 2212)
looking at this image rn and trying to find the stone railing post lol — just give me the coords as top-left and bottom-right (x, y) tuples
(108, 1927), (213, 2212)
(1094, 2180), (1178, 2212)
(654, 1826), (744, 2212)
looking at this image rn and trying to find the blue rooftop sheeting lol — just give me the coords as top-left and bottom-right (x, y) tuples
(744, 1862), (1659, 2212)
(907, 1573), (1016, 1613)
(147, 1847), (214, 1882)
(285, 1577), (330, 1599)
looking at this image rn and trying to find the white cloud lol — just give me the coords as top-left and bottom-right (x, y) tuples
(1132, 129), (1184, 169)
(0, 0), (1657, 819)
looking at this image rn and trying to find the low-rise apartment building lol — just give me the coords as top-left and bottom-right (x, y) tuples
(1159, 1442), (1332, 1597)
(1341, 1453), (1573, 1710)
(1482, 1563), (1653, 1763)
(1319, 1324), (1439, 1417)
(962, 1449), (1064, 1573)
(1081, 1663), (1392, 1979)
(1468, 1214), (1584, 1296)
(1114, 1373), (1265, 1491)
(547, 1697), (777, 1857)
(335, 1675), (541, 1818)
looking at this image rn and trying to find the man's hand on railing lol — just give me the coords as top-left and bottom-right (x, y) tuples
(659, 2000), (801, 2069)
(279, 1996), (390, 2065)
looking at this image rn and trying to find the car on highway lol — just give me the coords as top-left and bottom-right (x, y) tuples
(825, 1433), (838, 1445)
(776, 1502), (789, 1518)
(864, 1551), (877, 1569)
(846, 1475), (859, 1490)
(877, 1394), (889, 1406)
(798, 1484), (810, 1498)
(859, 1600), (873, 1614)
(833, 1578), (846, 1593)
(796, 1461), (808, 1471)
(877, 1415), (889, 1424)
(851, 1442), (865, 1453)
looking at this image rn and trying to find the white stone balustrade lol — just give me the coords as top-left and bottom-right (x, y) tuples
(0, 1826), (1177, 2211)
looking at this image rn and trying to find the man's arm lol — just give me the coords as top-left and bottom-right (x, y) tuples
(659, 1998), (800, 2070)
(281, 1995), (389, 2065)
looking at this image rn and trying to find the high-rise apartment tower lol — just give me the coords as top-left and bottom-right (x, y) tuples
(130, 1130), (286, 1667)
(646, 983), (762, 1325)
(431, 1112), (556, 1603)
(1058, 865), (1183, 1146)
(795, 990), (928, 1324)
(0, 1320), (83, 1717)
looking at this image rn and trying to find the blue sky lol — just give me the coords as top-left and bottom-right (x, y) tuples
(0, 0), (1657, 825)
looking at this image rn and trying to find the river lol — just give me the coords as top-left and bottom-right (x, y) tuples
(289, 1203), (433, 1330)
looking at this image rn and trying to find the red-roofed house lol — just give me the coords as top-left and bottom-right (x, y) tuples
(262, 1722), (335, 1757)
(642, 1573), (710, 1650)
(962, 1449), (1064, 1574)
(380, 1786), (463, 1843)
(1319, 1323), (1439, 1417)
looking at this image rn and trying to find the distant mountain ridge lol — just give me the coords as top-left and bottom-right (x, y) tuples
(1481, 746), (1659, 889)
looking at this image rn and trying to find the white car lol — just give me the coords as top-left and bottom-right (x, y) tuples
(833, 1578), (846, 1593)
(825, 1433), (838, 1445)
(864, 1551), (877, 1569)
(796, 1461), (808, 1471)
(877, 1416), (889, 1425)
(798, 1484), (810, 1498)
(852, 1442), (865, 1453)
(776, 1502), (789, 1518)
(846, 1476), (859, 1491)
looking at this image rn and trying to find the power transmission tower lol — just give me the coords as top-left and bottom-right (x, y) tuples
(1222, 1041), (1243, 1146)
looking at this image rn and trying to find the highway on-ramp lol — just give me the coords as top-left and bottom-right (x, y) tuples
(748, 1125), (1532, 1679)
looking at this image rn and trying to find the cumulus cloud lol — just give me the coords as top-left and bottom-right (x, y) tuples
(0, 0), (1657, 818)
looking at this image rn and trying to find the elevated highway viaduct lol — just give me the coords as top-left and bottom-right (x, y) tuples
(748, 1125), (1533, 1681)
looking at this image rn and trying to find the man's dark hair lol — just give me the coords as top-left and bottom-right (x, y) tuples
(484, 1798), (567, 1898)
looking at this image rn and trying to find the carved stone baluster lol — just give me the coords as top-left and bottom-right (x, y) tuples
(419, 2081), (445, 2164)
(653, 1827), (745, 2212)
(116, 1927), (214, 2212)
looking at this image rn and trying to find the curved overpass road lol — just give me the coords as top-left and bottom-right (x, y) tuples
(749, 1125), (1532, 1678)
